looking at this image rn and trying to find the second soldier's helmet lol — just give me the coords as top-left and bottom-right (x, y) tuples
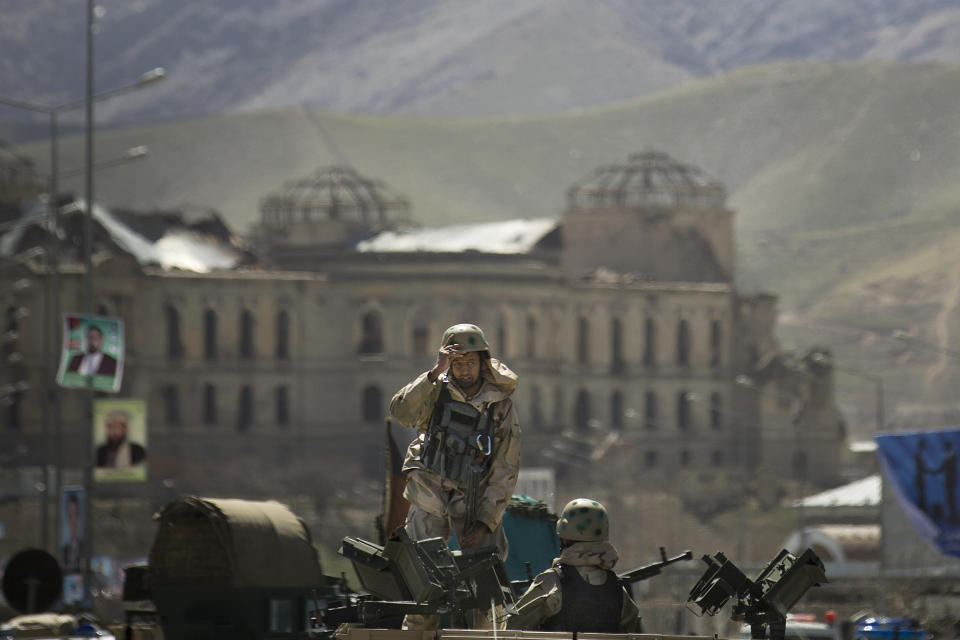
(441, 324), (490, 353)
(556, 498), (609, 542)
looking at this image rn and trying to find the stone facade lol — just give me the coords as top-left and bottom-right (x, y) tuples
(0, 151), (848, 512)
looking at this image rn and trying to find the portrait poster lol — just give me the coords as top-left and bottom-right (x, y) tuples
(59, 486), (85, 574)
(62, 573), (84, 605)
(93, 399), (148, 483)
(57, 313), (124, 392)
(875, 428), (960, 557)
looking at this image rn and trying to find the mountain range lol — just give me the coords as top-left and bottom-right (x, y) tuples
(3, 0), (960, 122)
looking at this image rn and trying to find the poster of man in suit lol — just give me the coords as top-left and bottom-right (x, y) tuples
(93, 399), (148, 483)
(57, 313), (124, 392)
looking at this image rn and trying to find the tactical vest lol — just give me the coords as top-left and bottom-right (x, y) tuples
(420, 385), (495, 485)
(541, 564), (623, 633)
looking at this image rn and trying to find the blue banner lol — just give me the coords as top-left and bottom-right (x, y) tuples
(875, 429), (960, 557)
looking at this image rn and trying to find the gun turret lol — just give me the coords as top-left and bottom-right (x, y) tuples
(333, 528), (514, 628)
(686, 548), (828, 640)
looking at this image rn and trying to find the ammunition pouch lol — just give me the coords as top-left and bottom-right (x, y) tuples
(420, 386), (494, 487)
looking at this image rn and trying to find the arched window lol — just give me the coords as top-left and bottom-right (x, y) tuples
(166, 304), (183, 359)
(643, 317), (656, 366)
(496, 313), (508, 357)
(680, 450), (692, 467)
(530, 385), (543, 429)
(676, 319), (691, 366)
(276, 310), (290, 360)
(203, 384), (217, 425)
(610, 390), (624, 430)
(792, 451), (808, 480)
(710, 320), (722, 367)
(359, 310), (383, 354)
(362, 385), (383, 422)
(644, 391), (658, 429)
(239, 309), (255, 359)
(2, 306), (18, 362)
(5, 305), (18, 332)
(238, 386), (253, 432)
(574, 389), (591, 431)
(710, 392), (723, 429)
(5, 390), (22, 431)
(525, 315), (536, 360)
(677, 391), (691, 430)
(610, 317), (624, 373)
(412, 324), (429, 357)
(204, 309), (218, 360)
(162, 385), (180, 426)
(577, 316), (589, 364)
(644, 450), (659, 468)
(276, 385), (289, 426)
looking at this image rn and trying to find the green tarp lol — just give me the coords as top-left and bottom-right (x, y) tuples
(149, 496), (324, 588)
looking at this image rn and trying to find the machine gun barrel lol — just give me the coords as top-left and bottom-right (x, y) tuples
(618, 547), (693, 585)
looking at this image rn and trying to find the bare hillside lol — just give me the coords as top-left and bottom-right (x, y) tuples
(4, 0), (960, 123)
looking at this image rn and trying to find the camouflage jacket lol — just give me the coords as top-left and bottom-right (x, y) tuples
(389, 358), (520, 531)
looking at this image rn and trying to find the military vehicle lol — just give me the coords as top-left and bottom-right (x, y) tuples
(108, 492), (824, 640)
(119, 496), (340, 640)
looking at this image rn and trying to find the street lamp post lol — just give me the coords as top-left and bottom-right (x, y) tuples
(0, 66), (165, 554)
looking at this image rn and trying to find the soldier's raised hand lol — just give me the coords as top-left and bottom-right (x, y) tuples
(429, 342), (463, 381)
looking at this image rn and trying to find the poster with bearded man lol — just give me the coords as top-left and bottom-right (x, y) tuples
(93, 399), (147, 483)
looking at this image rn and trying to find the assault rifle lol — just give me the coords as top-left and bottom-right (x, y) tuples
(618, 546), (693, 586)
(509, 546), (692, 599)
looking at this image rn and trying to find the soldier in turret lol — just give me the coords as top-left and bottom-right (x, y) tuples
(507, 498), (640, 632)
(389, 323), (521, 629)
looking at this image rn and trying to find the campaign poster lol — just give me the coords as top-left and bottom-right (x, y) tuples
(875, 428), (960, 557)
(93, 399), (148, 483)
(62, 573), (85, 605)
(59, 486), (85, 573)
(57, 313), (124, 392)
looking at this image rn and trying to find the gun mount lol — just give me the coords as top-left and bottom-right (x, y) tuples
(333, 528), (514, 628)
(686, 548), (827, 640)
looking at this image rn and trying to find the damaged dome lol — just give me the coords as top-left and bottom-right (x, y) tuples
(566, 150), (726, 211)
(259, 165), (411, 230)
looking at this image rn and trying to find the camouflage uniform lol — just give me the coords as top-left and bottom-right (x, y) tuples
(389, 356), (520, 630)
(506, 540), (640, 632)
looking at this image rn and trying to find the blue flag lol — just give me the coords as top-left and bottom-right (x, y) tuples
(875, 429), (960, 557)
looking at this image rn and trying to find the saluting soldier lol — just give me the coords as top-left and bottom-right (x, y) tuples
(389, 323), (521, 629)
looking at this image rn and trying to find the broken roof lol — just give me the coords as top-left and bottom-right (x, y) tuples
(356, 217), (558, 254)
(0, 197), (252, 273)
(793, 474), (880, 508)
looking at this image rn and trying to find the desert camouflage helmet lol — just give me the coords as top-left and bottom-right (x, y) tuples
(556, 498), (609, 542)
(440, 323), (490, 353)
